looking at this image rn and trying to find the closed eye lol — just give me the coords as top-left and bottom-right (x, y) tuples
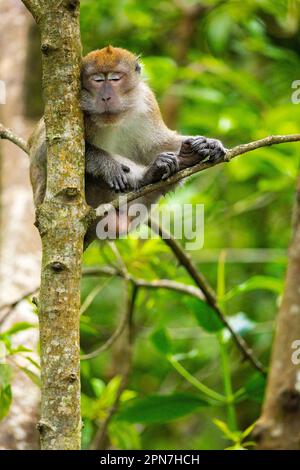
(108, 72), (123, 81)
(92, 73), (105, 82)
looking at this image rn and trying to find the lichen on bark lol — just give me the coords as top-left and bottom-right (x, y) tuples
(22, 0), (88, 450)
(254, 176), (300, 449)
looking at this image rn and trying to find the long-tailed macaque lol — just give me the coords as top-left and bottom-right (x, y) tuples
(29, 46), (226, 244)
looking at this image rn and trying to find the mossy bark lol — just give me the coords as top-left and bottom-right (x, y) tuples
(23, 0), (87, 450)
(254, 177), (300, 449)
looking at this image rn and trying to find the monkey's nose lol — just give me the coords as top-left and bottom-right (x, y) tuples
(102, 96), (111, 102)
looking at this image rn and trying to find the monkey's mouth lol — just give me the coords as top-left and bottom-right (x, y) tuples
(100, 109), (126, 118)
(99, 110), (125, 124)
(101, 110), (115, 115)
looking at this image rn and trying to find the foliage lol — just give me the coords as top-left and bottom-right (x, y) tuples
(78, 0), (299, 450)
(0, 316), (39, 420)
(2, 0), (300, 451)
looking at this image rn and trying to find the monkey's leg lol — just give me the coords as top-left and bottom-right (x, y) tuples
(84, 209), (130, 249)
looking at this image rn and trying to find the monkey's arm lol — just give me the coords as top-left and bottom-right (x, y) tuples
(140, 135), (227, 186)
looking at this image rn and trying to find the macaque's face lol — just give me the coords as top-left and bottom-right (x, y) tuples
(81, 46), (141, 124)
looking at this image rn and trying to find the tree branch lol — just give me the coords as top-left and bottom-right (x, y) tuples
(21, 0), (43, 22)
(0, 123), (29, 154)
(83, 266), (204, 300)
(96, 134), (300, 216)
(0, 287), (39, 324)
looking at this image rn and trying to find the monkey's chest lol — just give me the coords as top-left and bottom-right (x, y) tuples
(94, 124), (154, 165)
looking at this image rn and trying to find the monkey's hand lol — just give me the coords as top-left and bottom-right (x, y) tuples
(184, 136), (227, 163)
(85, 144), (133, 193)
(141, 152), (179, 186)
(155, 152), (180, 180)
(104, 160), (131, 193)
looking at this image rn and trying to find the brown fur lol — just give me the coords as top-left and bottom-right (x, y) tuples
(82, 46), (139, 73)
(29, 47), (226, 246)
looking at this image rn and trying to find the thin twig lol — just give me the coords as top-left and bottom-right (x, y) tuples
(108, 241), (129, 277)
(83, 266), (204, 300)
(0, 287), (39, 324)
(149, 219), (267, 375)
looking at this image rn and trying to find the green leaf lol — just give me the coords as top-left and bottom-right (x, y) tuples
(18, 367), (40, 386)
(81, 394), (97, 420)
(0, 322), (36, 337)
(23, 356), (40, 370)
(0, 364), (12, 387)
(206, 13), (233, 54)
(10, 346), (33, 355)
(91, 378), (105, 398)
(151, 328), (172, 356)
(115, 393), (209, 424)
(223, 276), (283, 302)
(99, 375), (122, 409)
(213, 419), (241, 443)
(0, 364), (13, 420)
(187, 298), (224, 332)
(0, 384), (12, 420)
(242, 422), (257, 439)
(81, 418), (94, 450)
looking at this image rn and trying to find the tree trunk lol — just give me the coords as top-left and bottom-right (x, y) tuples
(0, 0), (40, 450)
(23, 0), (87, 450)
(254, 177), (300, 449)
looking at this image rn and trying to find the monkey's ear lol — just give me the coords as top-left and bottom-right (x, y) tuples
(135, 54), (142, 73)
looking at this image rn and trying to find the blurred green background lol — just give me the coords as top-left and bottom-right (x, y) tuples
(78, 0), (300, 450)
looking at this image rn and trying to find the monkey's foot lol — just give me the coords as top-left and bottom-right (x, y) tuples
(106, 163), (131, 193)
(153, 152), (179, 180)
(184, 136), (227, 163)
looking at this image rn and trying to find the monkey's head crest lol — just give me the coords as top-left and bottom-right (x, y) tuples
(83, 46), (141, 74)
(105, 45), (113, 54)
